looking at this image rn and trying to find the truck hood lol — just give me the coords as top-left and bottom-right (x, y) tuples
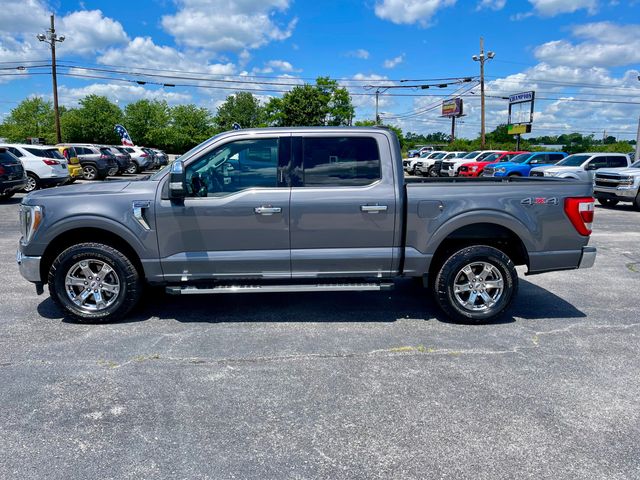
(535, 166), (580, 174)
(23, 180), (132, 203)
(596, 167), (640, 177)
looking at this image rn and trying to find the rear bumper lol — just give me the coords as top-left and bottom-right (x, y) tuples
(68, 164), (83, 178)
(39, 176), (69, 187)
(578, 246), (597, 269)
(17, 249), (41, 283)
(1, 177), (27, 194)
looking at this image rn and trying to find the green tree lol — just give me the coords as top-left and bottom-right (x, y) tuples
(0, 97), (55, 142)
(265, 76), (355, 127)
(60, 95), (123, 144)
(214, 92), (264, 130)
(486, 124), (512, 144)
(166, 104), (217, 153)
(123, 99), (170, 147)
(354, 119), (406, 150)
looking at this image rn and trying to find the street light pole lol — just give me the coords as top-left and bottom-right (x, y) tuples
(37, 14), (65, 144)
(472, 37), (495, 150)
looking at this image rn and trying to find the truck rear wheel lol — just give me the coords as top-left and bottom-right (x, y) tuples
(433, 245), (518, 323)
(48, 242), (142, 323)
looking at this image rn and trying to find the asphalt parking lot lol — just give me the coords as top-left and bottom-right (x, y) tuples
(1, 186), (639, 479)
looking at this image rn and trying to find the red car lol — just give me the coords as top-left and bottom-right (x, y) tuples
(458, 151), (529, 177)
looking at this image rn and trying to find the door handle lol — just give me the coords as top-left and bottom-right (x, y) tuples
(254, 205), (282, 215)
(360, 205), (388, 213)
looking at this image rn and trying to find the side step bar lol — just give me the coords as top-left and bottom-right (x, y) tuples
(166, 282), (394, 295)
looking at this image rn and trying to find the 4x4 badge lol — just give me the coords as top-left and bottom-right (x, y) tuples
(521, 197), (559, 206)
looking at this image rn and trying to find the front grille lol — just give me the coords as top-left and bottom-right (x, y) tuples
(442, 161), (453, 169)
(530, 171), (544, 177)
(596, 174), (621, 181)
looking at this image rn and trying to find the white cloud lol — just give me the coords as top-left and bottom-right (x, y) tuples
(477, 0), (507, 10)
(57, 83), (193, 107)
(161, 0), (297, 52)
(374, 0), (457, 26)
(58, 10), (128, 56)
(0, 0), (49, 35)
(534, 22), (640, 67)
(346, 49), (370, 59)
(383, 54), (405, 69)
(528, 0), (598, 16)
(255, 60), (297, 73)
(98, 37), (235, 75)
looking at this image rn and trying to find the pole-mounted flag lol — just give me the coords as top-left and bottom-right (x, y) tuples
(114, 124), (134, 146)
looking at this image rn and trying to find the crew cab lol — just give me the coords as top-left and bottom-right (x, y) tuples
(593, 158), (640, 208)
(17, 127), (596, 324)
(458, 151), (527, 177)
(483, 152), (566, 177)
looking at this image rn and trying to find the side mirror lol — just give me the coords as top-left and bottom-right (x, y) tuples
(169, 160), (185, 200)
(585, 163), (597, 171)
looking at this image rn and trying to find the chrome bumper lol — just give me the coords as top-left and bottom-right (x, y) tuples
(578, 246), (597, 269)
(16, 249), (42, 282)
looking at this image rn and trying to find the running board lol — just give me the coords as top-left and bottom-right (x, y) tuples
(166, 282), (394, 295)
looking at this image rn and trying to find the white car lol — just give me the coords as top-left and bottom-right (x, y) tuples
(440, 150), (505, 177)
(0, 144), (70, 192)
(118, 146), (154, 173)
(405, 150), (447, 175)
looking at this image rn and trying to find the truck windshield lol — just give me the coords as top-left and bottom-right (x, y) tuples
(482, 153), (501, 162)
(432, 153), (446, 159)
(556, 154), (590, 167)
(631, 160), (640, 168)
(510, 153), (533, 164)
(462, 151), (481, 159)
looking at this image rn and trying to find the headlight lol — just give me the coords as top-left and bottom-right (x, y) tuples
(496, 167), (506, 173)
(544, 171), (556, 177)
(19, 205), (44, 244)
(470, 166), (478, 172)
(619, 176), (634, 186)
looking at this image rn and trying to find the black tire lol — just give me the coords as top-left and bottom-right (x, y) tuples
(507, 172), (521, 177)
(24, 173), (39, 192)
(433, 245), (518, 324)
(634, 192), (640, 211)
(0, 192), (15, 199)
(83, 164), (99, 181)
(597, 198), (619, 208)
(125, 162), (139, 175)
(48, 242), (142, 323)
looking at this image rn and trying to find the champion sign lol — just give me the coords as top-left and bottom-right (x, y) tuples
(509, 91), (534, 104)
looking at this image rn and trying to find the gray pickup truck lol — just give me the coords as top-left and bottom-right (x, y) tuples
(17, 127), (597, 324)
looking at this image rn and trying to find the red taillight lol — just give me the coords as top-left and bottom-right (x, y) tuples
(564, 197), (594, 236)
(140, 152), (148, 157)
(100, 154), (109, 159)
(42, 159), (60, 166)
(0, 166), (5, 176)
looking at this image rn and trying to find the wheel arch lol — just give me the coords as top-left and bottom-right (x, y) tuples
(40, 225), (146, 283)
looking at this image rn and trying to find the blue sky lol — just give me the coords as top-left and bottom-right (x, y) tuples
(1, 0), (639, 140)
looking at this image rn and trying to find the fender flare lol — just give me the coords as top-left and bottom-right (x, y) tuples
(424, 210), (536, 256)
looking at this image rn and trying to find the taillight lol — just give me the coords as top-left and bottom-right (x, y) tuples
(140, 153), (148, 157)
(42, 159), (60, 166)
(564, 197), (594, 236)
(0, 166), (5, 176)
(100, 154), (109, 159)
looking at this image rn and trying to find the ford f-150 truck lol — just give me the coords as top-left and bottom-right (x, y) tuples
(17, 127), (597, 324)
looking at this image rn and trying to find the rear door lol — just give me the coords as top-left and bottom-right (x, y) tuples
(288, 132), (397, 278)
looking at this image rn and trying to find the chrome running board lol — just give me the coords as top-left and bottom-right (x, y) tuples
(166, 282), (394, 295)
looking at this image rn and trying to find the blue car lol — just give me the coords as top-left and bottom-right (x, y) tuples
(483, 152), (567, 177)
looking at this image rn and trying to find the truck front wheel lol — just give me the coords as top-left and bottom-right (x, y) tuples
(433, 245), (518, 323)
(48, 242), (142, 323)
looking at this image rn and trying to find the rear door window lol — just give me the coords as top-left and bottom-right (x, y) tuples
(607, 156), (628, 168)
(6, 147), (23, 157)
(301, 136), (381, 187)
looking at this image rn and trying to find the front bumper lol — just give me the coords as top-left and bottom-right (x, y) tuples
(594, 187), (638, 200)
(17, 249), (41, 282)
(578, 246), (597, 269)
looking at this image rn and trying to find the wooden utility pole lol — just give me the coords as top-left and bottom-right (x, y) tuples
(37, 15), (65, 144)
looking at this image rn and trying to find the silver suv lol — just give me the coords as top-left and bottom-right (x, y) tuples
(530, 153), (630, 181)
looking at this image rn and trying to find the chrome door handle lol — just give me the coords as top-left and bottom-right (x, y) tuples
(360, 205), (388, 213)
(254, 206), (282, 215)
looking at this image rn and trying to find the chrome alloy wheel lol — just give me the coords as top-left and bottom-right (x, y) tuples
(24, 175), (37, 192)
(64, 259), (120, 312)
(452, 261), (504, 312)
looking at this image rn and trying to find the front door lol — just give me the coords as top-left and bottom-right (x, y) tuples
(288, 133), (398, 278)
(155, 136), (291, 281)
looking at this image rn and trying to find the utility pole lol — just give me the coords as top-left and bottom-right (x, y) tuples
(375, 89), (380, 125)
(635, 116), (640, 162)
(37, 15), (65, 144)
(472, 37), (495, 150)
(450, 116), (456, 142)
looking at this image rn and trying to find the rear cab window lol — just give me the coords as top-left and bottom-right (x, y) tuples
(300, 136), (381, 187)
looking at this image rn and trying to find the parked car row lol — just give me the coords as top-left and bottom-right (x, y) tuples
(0, 143), (169, 197)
